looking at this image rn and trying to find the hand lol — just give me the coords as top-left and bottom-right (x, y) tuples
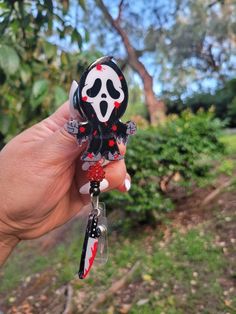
(0, 101), (131, 265)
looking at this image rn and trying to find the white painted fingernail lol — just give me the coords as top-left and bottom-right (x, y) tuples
(124, 178), (131, 191)
(79, 179), (109, 194)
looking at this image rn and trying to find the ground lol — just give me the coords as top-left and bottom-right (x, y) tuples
(0, 134), (236, 314)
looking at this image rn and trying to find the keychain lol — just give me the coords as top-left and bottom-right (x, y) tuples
(66, 56), (136, 279)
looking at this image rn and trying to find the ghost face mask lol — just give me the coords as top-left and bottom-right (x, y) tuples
(78, 61), (128, 123)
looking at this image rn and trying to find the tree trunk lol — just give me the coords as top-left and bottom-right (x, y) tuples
(142, 72), (166, 124)
(95, 0), (166, 125)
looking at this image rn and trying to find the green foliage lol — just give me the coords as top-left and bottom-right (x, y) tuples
(218, 159), (235, 176)
(220, 133), (236, 155)
(167, 78), (236, 127)
(102, 110), (225, 224)
(0, 0), (102, 147)
(122, 82), (148, 122)
(0, 44), (20, 75)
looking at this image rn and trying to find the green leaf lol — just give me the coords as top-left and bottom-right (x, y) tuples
(20, 64), (31, 84)
(43, 41), (57, 59)
(32, 79), (49, 98)
(0, 45), (20, 75)
(0, 113), (10, 135)
(71, 29), (83, 49)
(60, 52), (68, 66)
(31, 79), (49, 109)
(54, 86), (68, 107)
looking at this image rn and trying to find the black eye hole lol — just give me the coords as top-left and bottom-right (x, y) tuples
(106, 79), (120, 99)
(87, 78), (102, 97)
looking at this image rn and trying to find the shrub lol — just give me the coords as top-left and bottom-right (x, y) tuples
(102, 110), (225, 225)
(167, 78), (236, 127)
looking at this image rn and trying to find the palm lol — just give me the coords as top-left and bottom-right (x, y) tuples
(0, 103), (87, 239)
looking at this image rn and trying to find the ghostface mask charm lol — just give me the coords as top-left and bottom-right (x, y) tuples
(67, 55), (136, 161)
(66, 56), (136, 279)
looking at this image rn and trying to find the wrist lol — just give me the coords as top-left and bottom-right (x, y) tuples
(0, 221), (20, 266)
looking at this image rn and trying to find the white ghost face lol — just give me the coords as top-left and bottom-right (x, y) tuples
(81, 64), (124, 123)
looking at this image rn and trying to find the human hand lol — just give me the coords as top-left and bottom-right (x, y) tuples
(0, 102), (131, 265)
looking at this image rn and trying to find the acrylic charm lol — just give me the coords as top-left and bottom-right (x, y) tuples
(67, 56), (136, 161)
(66, 56), (136, 279)
(78, 202), (108, 279)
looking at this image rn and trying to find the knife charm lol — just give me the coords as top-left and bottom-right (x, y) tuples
(78, 213), (99, 279)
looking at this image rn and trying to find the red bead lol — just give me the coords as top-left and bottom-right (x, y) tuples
(82, 96), (87, 102)
(112, 125), (117, 131)
(79, 126), (85, 133)
(87, 162), (105, 182)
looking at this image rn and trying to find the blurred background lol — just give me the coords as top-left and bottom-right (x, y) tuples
(0, 0), (236, 313)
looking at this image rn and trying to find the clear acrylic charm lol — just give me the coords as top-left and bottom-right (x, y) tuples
(95, 203), (108, 265)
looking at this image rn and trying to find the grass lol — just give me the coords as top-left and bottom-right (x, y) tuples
(1, 131), (236, 313)
(0, 209), (232, 313)
(0, 242), (51, 293)
(220, 132), (236, 155)
(132, 228), (226, 314)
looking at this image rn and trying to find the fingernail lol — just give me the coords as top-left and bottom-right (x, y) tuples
(79, 179), (109, 194)
(124, 178), (131, 191)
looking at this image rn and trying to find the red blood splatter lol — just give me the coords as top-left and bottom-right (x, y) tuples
(79, 126), (85, 133)
(93, 130), (97, 136)
(82, 240), (98, 279)
(88, 153), (94, 159)
(114, 101), (120, 108)
(82, 96), (88, 101)
(119, 75), (123, 80)
(112, 125), (117, 131)
(96, 64), (102, 71)
(108, 140), (115, 147)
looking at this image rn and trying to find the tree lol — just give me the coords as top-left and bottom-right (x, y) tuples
(95, 0), (166, 125)
(84, 0), (236, 109)
(160, 0), (236, 96)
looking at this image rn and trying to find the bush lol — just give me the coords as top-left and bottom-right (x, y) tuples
(166, 78), (236, 127)
(102, 110), (225, 225)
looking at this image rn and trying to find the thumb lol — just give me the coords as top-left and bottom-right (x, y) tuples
(40, 127), (85, 164)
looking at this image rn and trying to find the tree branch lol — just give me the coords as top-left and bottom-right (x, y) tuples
(115, 0), (124, 23)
